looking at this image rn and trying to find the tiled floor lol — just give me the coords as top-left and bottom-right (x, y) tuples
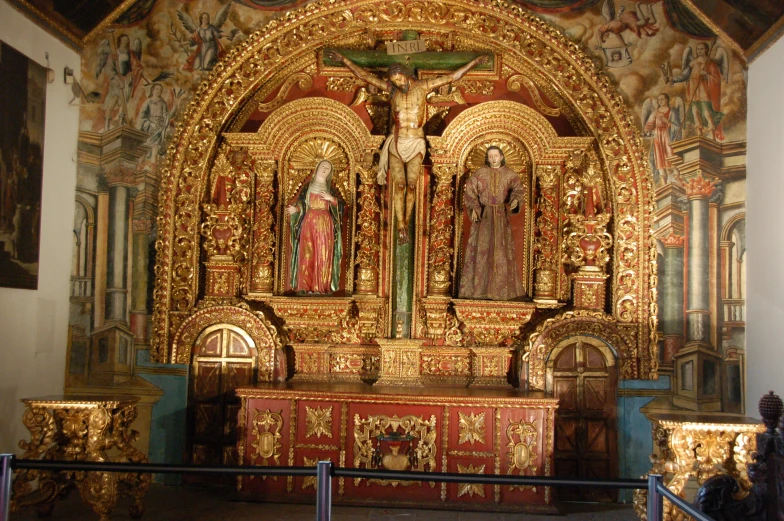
(12, 484), (639, 521)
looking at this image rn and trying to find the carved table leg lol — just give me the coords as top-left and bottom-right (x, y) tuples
(77, 407), (117, 521)
(12, 406), (59, 514)
(113, 405), (151, 518)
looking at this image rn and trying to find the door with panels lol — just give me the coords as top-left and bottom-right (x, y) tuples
(187, 324), (257, 475)
(547, 338), (618, 502)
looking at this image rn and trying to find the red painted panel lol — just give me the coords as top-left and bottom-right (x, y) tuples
(344, 402), (443, 502)
(240, 398), (294, 496)
(497, 407), (549, 506)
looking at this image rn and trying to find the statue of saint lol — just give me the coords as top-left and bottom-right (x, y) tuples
(287, 160), (344, 294)
(326, 50), (488, 243)
(459, 146), (526, 300)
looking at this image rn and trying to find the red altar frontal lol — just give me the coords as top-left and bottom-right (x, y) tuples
(236, 383), (559, 512)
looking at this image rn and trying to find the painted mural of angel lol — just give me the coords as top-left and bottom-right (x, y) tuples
(667, 41), (729, 141)
(596, 0), (659, 68)
(92, 34), (144, 131)
(176, 2), (241, 72)
(642, 93), (683, 186)
(92, 33), (173, 132)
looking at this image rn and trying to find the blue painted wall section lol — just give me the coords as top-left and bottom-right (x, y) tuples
(617, 376), (671, 502)
(136, 349), (188, 484)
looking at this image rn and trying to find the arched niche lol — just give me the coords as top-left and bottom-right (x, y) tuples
(222, 97), (384, 295)
(152, 0), (657, 375)
(171, 305), (285, 381)
(524, 310), (637, 391)
(429, 100), (594, 299)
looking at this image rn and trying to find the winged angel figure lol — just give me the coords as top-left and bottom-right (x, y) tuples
(176, 1), (241, 72)
(667, 41), (730, 141)
(596, 0), (659, 68)
(642, 93), (683, 186)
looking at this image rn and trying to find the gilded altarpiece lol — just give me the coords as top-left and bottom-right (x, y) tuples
(148, 0), (658, 510)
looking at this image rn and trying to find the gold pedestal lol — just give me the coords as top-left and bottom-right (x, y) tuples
(11, 395), (151, 521)
(633, 412), (764, 521)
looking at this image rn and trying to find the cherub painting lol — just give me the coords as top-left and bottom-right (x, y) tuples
(666, 41), (729, 141)
(642, 93), (683, 186)
(596, 0), (659, 68)
(176, 2), (241, 72)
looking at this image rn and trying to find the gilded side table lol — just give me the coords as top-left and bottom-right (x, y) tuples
(11, 395), (151, 521)
(633, 412), (764, 521)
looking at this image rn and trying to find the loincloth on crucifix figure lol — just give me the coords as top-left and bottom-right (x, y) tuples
(325, 49), (489, 243)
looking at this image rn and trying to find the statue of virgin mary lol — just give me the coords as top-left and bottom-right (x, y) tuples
(287, 160), (344, 294)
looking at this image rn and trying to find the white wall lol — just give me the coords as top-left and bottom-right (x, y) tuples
(0, 0), (80, 452)
(746, 36), (784, 418)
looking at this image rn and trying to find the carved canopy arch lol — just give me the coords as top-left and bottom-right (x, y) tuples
(172, 306), (285, 381)
(525, 310), (634, 391)
(152, 0), (656, 370)
(430, 101), (594, 167)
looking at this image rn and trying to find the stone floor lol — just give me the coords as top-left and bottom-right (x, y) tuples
(11, 484), (639, 521)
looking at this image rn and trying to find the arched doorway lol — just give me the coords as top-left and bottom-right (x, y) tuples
(187, 324), (258, 469)
(547, 337), (617, 502)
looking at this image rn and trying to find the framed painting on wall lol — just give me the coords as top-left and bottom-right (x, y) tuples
(0, 40), (47, 290)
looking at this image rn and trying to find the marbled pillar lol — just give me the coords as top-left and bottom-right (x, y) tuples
(685, 176), (716, 344)
(104, 172), (135, 322)
(661, 234), (685, 361)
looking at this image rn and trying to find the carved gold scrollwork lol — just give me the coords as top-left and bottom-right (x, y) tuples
(355, 165), (380, 294)
(353, 413), (438, 487)
(251, 160), (277, 293)
(507, 74), (560, 117)
(305, 406), (333, 439)
(428, 164), (456, 296)
(201, 151), (252, 263)
(251, 409), (284, 467)
(506, 418), (538, 491)
(457, 463), (486, 497)
(533, 165), (560, 301)
(256, 72), (314, 113)
(302, 456), (330, 490)
(562, 157), (613, 272)
(13, 399), (151, 520)
(153, 0), (655, 372)
(457, 411), (486, 445)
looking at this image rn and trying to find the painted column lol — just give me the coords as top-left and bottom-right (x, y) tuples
(104, 166), (136, 323)
(707, 188), (723, 348)
(93, 190), (109, 328)
(661, 233), (685, 361)
(684, 176), (716, 344)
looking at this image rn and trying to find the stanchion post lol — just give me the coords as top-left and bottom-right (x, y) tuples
(316, 460), (332, 521)
(1, 454), (14, 521)
(647, 474), (663, 521)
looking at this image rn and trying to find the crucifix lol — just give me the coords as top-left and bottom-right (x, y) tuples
(325, 32), (493, 337)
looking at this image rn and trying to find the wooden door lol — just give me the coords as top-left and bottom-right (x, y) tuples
(187, 326), (256, 472)
(549, 340), (617, 502)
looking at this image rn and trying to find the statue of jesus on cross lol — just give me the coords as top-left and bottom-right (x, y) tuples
(325, 49), (489, 243)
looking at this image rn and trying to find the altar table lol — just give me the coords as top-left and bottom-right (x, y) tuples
(11, 395), (151, 521)
(633, 412), (764, 521)
(236, 382), (559, 512)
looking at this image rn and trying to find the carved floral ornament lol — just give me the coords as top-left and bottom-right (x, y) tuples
(151, 0), (656, 365)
